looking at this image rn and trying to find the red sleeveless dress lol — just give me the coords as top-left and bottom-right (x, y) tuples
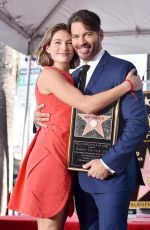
(8, 67), (74, 218)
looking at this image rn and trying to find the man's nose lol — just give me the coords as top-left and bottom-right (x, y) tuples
(78, 36), (86, 45)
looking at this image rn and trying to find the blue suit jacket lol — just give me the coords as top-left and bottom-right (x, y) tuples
(72, 51), (148, 194)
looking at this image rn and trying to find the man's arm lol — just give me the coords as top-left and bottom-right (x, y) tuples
(83, 90), (148, 178)
(102, 90), (148, 174)
(83, 62), (147, 179)
(34, 104), (50, 128)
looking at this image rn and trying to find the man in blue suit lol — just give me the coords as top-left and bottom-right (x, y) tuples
(34, 9), (148, 230)
(68, 9), (148, 230)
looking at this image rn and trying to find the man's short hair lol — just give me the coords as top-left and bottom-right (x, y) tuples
(67, 9), (101, 32)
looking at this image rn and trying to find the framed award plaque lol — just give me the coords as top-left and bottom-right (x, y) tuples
(68, 101), (119, 171)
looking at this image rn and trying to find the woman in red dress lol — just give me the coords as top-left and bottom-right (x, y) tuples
(8, 23), (142, 230)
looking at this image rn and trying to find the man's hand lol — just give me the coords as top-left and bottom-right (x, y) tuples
(83, 159), (112, 180)
(34, 104), (50, 128)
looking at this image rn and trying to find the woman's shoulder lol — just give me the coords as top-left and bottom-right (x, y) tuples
(43, 66), (59, 73)
(44, 65), (69, 75)
(40, 66), (63, 78)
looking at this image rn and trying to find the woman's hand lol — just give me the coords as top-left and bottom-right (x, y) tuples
(126, 68), (142, 91)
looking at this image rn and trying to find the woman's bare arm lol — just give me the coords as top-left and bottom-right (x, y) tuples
(37, 68), (141, 114)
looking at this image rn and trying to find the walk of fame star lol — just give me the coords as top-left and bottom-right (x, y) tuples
(78, 113), (111, 137)
(137, 148), (150, 200)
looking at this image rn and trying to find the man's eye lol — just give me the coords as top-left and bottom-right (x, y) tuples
(86, 33), (92, 36)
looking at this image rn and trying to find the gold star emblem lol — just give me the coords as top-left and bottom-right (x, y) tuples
(78, 113), (111, 137)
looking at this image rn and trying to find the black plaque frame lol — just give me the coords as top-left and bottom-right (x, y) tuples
(68, 101), (119, 171)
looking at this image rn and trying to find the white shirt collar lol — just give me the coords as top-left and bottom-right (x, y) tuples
(73, 49), (105, 89)
(85, 49), (105, 87)
(80, 49), (105, 69)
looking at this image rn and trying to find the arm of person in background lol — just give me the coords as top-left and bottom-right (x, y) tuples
(34, 68), (141, 128)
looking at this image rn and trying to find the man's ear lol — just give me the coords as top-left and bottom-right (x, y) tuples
(99, 29), (104, 41)
(99, 29), (104, 38)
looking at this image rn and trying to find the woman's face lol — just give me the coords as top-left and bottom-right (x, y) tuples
(46, 30), (74, 67)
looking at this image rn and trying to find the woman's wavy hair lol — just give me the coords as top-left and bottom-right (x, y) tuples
(34, 23), (79, 69)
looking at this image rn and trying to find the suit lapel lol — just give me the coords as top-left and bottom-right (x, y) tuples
(85, 51), (110, 94)
(72, 67), (82, 88)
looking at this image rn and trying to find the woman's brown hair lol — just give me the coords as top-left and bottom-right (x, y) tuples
(34, 23), (79, 69)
